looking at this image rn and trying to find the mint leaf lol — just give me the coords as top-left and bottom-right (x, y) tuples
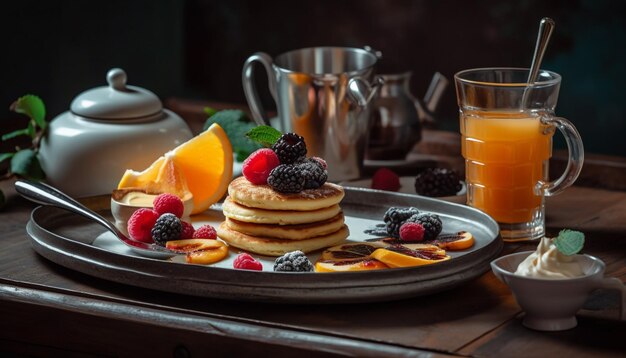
(10, 149), (45, 180)
(203, 106), (218, 118)
(2, 128), (31, 141)
(203, 110), (261, 162)
(246, 125), (282, 147)
(0, 152), (14, 164)
(10, 95), (46, 129)
(553, 229), (585, 256)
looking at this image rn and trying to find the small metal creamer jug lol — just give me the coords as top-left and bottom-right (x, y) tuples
(242, 46), (383, 181)
(367, 71), (448, 160)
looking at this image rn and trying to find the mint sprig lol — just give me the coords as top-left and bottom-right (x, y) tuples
(553, 229), (585, 256)
(203, 109), (261, 162)
(2, 95), (48, 181)
(246, 125), (282, 147)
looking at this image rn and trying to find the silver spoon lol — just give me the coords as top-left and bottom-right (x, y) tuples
(15, 180), (186, 259)
(522, 17), (555, 108)
(527, 17), (556, 84)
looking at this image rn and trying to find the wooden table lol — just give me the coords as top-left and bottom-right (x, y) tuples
(1, 178), (625, 357)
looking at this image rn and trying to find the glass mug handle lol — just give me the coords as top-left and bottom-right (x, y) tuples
(538, 115), (584, 197)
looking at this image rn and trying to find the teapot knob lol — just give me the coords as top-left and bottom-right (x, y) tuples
(107, 68), (127, 91)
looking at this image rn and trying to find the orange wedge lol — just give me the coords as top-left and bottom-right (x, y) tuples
(118, 123), (233, 214)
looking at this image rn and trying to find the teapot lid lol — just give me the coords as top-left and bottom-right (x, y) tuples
(70, 68), (162, 120)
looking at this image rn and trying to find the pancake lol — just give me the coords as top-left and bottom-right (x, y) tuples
(222, 196), (341, 225)
(217, 222), (350, 256)
(224, 213), (345, 240)
(228, 176), (344, 211)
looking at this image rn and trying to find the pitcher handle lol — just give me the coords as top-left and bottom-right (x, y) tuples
(537, 115), (584, 197)
(242, 52), (277, 126)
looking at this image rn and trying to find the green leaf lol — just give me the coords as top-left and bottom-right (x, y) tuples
(10, 95), (46, 129)
(10, 149), (45, 180)
(553, 229), (585, 256)
(0, 152), (14, 164)
(2, 128), (30, 141)
(203, 106), (218, 118)
(204, 110), (261, 161)
(246, 125), (282, 147)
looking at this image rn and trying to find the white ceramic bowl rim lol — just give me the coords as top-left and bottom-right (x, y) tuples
(491, 251), (606, 283)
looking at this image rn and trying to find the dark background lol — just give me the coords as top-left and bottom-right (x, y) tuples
(1, 0), (625, 156)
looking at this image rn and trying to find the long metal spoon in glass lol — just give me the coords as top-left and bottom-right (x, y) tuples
(15, 180), (186, 259)
(522, 17), (556, 106)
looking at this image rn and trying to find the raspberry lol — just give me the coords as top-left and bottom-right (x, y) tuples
(242, 148), (280, 185)
(272, 133), (307, 164)
(399, 222), (426, 242)
(371, 168), (401, 191)
(151, 213), (182, 246)
(405, 213), (442, 240)
(127, 208), (160, 243)
(267, 164), (305, 193)
(193, 224), (217, 240)
(383, 207), (420, 238)
(297, 158), (328, 189)
(180, 221), (195, 240)
(233, 253), (263, 271)
(274, 250), (314, 272)
(153, 193), (184, 218)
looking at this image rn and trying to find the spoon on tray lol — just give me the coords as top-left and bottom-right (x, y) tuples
(15, 179), (186, 259)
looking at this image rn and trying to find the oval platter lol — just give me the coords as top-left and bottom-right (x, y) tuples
(26, 187), (502, 303)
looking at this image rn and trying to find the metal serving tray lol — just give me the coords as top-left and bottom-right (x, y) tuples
(26, 187), (502, 303)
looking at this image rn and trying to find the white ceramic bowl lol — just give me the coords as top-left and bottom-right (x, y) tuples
(491, 251), (625, 331)
(110, 190), (194, 236)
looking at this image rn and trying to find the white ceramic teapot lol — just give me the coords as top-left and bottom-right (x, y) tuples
(39, 68), (193, 197)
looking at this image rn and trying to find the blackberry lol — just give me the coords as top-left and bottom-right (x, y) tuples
(273, 250), (314, 272)
(405, 213), (442, 240)
(151, 213), (182, 246)
(297, 158), (328, 189)
(272, 133), (307, 164)
(383, 207), (420, 238)
(267, 164), (305, 193)
(414, 168), (462, 197)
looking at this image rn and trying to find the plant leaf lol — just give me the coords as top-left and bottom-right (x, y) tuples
(246, 125), (282, 147)
(203, 106), (218, 118)
(10, 95), (46, 129)
(204, 110), (261, 161)
(10, 149), (45, 180)
(553, 229), (585, 256)
(0, 152), (14, 164)
(2, 128), (31, 141)
(27, 121), (36, 138)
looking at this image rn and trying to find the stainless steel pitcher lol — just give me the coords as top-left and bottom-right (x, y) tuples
(242, 46), (383, 181)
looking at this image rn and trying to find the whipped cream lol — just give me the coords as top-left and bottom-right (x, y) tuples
(514, 237), (585, 279)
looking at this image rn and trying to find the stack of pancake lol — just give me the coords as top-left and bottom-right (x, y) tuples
(217, 176), (349, 256)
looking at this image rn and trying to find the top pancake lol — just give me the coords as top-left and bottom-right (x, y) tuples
(228, 176), (345, 211)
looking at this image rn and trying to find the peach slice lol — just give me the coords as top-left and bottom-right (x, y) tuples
(432, 231), (475, 251)
(166, 238), (229, 265)
(315, 259), (388, 272)
(371, 245), (450, 268)
(315, 242), (389, 272)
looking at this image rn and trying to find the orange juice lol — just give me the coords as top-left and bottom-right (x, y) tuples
(461, 110), (554, 223)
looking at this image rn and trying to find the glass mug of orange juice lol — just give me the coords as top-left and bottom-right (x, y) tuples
(455, 68), (584, 242)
